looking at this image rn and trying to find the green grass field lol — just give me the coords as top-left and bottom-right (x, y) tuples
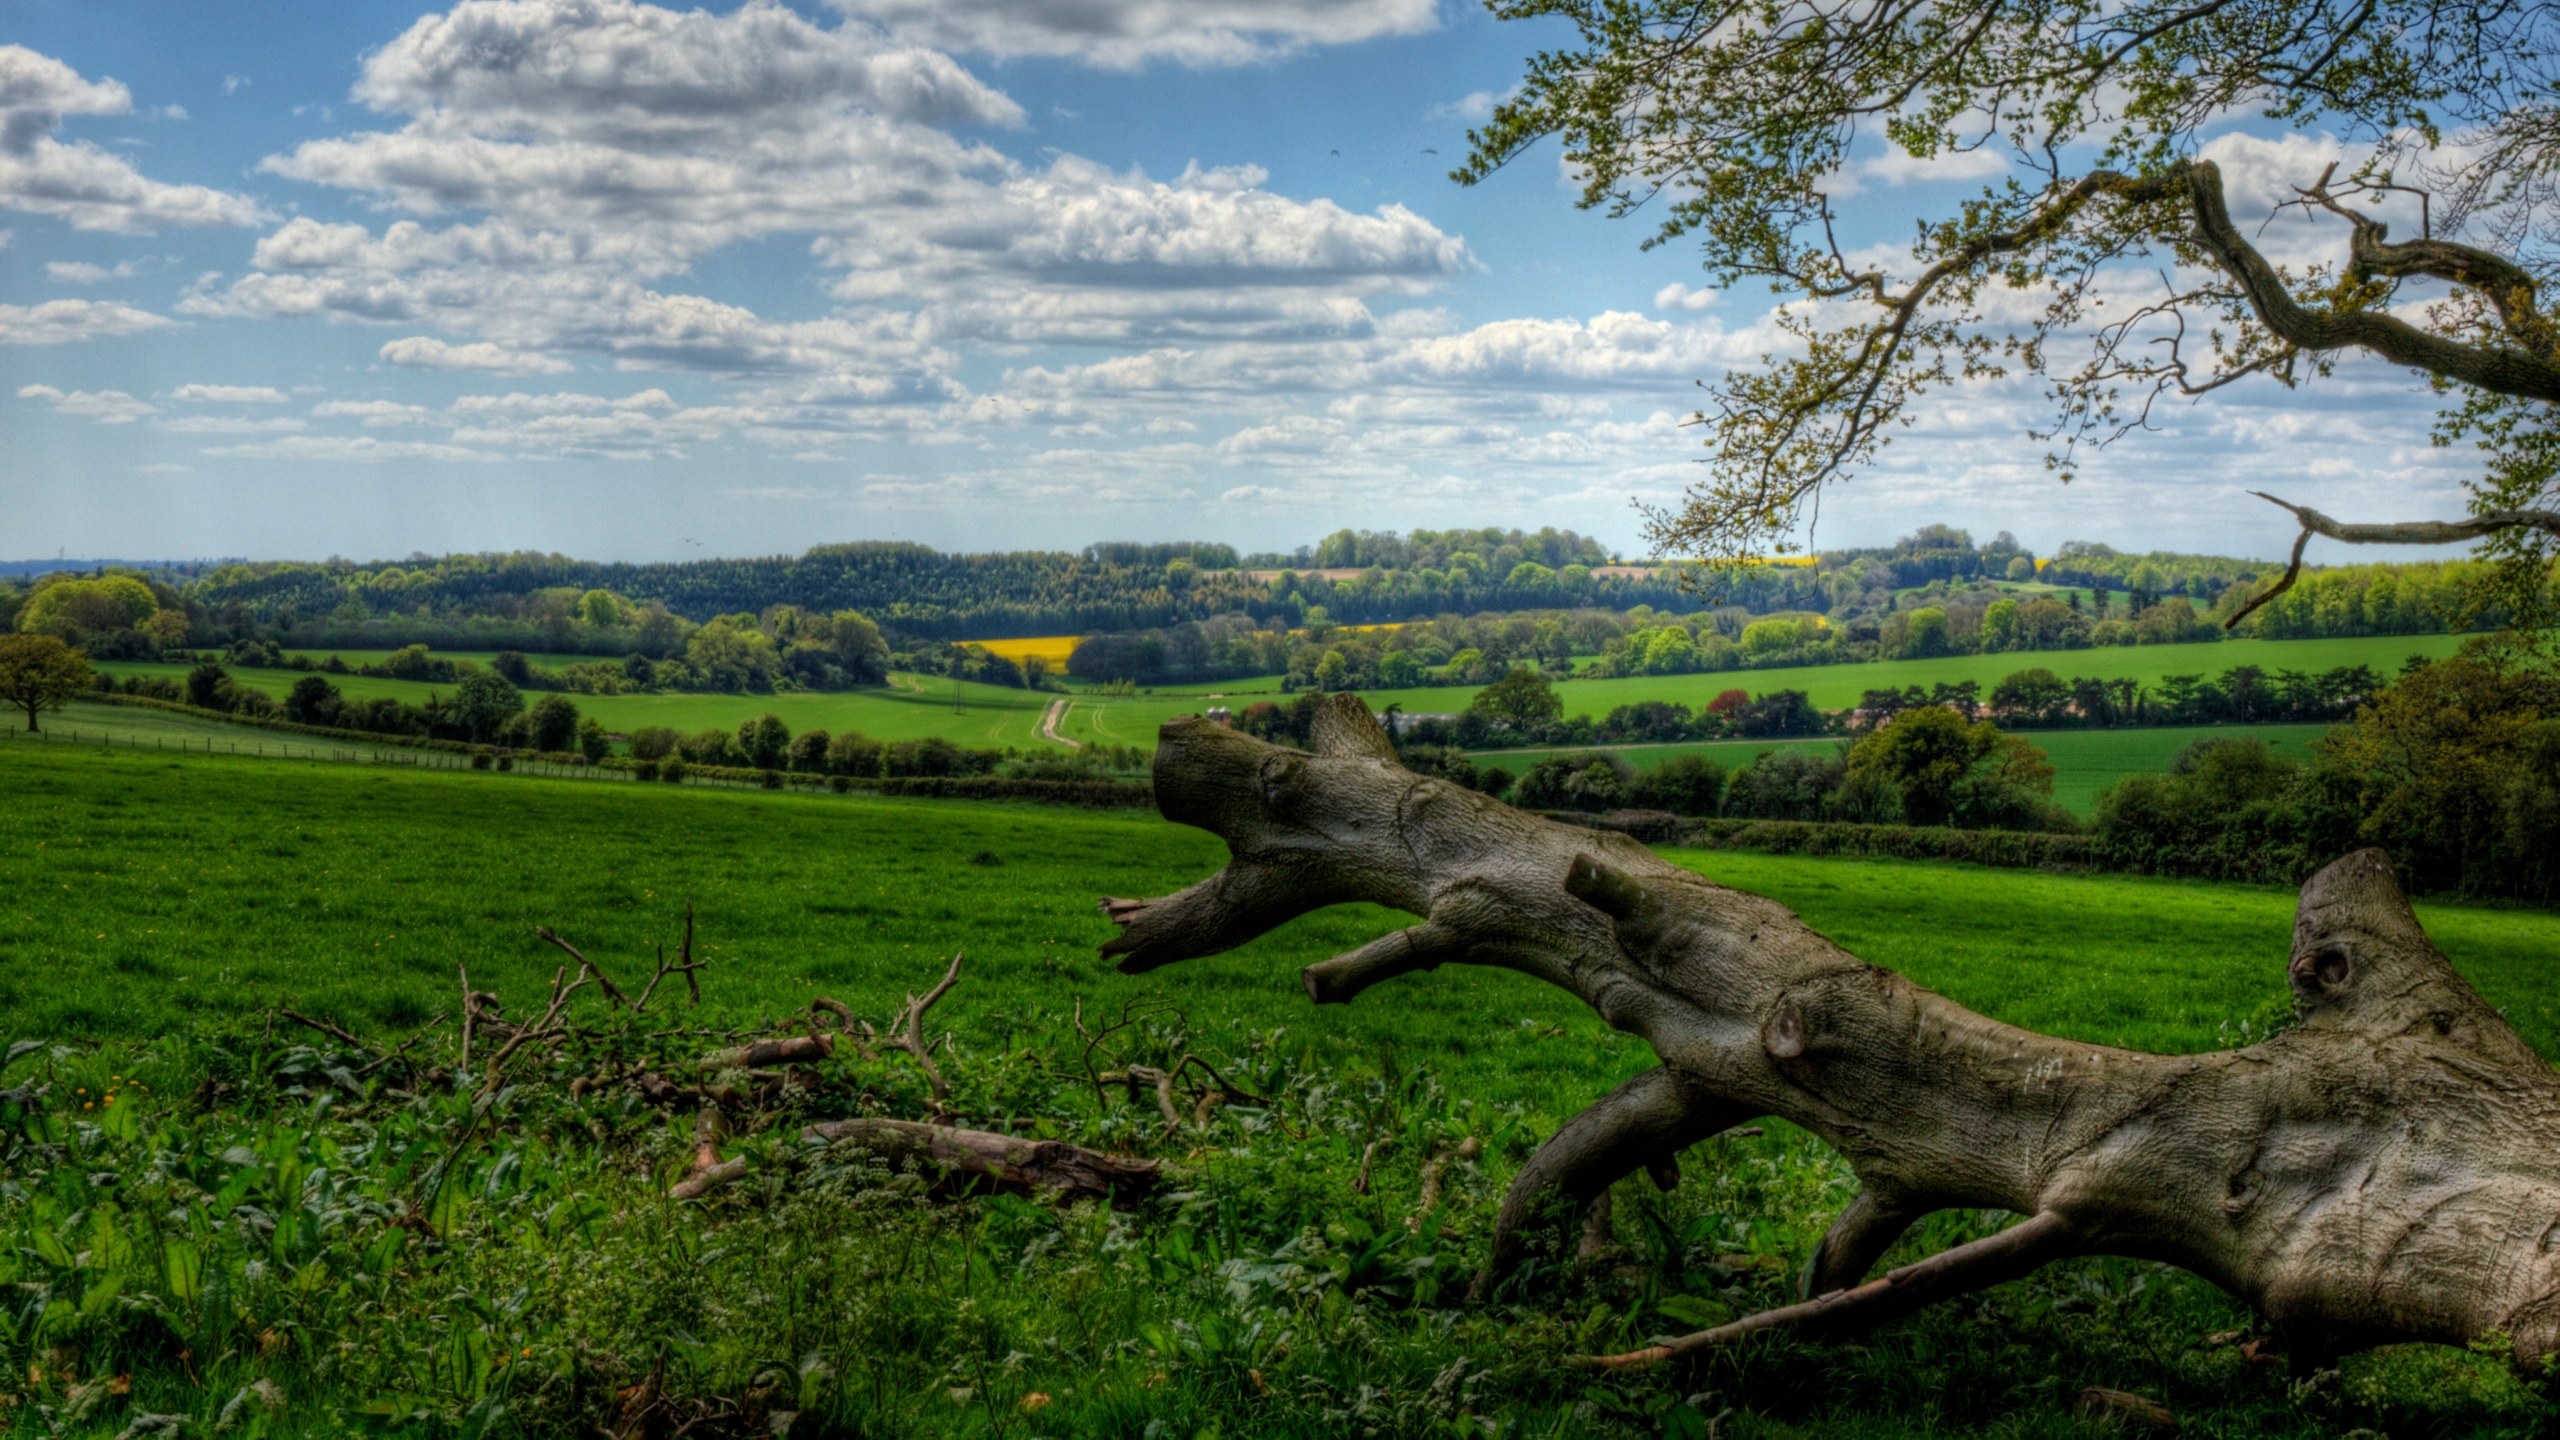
(98, 632), (2468, 760)
(88, 661), (1074, 747)
(10, 739), (2551, 1061)
(6, 741), (2557, 1436)
(11, 700), (449, 765)
(1478, 723), (2333, 817)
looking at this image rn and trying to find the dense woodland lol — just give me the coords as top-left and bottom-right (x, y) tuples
(0, 524), (2530, 699)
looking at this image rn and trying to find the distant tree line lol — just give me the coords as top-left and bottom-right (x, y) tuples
(1407, 645), (2560, 905)
(155, 527), (1702, 642)
(1877, 662), (2389, 729)
(14, 522), (2529, 690)
(2095, 646), (2560, 903)
(619, 715), (1146, 785)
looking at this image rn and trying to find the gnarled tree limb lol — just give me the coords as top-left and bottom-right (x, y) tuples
(1105, 696), (2560, 1369)
(2224, 490), (2560, 627)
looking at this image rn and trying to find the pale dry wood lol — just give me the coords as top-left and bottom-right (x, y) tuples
(1102, 695), (2560, 1369)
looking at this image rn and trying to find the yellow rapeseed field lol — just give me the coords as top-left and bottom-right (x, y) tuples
(977, 636), (1079, 668)
(976, 620), (1412, 670)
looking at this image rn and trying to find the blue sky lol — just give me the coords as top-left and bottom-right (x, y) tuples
(0, 0), (2479, 563)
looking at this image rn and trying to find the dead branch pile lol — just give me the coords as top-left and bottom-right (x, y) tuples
(268, 909), (1165, 1211)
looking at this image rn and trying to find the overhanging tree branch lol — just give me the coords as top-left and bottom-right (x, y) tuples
(2225, 489), (2560, 625)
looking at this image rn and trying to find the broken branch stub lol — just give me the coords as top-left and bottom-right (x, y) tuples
(1102, 694), (2560, 1368)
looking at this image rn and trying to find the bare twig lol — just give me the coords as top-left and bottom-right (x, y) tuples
(2226, 490), (2560, 627)
(274, 1006), (371, 1052)
(890, 952), (963, 1105)
(457, 962), (474, 1071)
(1574, 1212), (2081, 1369)
(633, 907), (710, 1013)
(355, 1028), (439, 1079)
(1409, 1136), (1484, 1232)
(669, 1106), (745, 1200)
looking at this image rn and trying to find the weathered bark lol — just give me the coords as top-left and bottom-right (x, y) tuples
(1101, 696), (2560, 1366)
(669, 1118), (1162, 1205)
(803, 1119), (1161, 1207)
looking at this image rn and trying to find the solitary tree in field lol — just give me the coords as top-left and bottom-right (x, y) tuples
(1458, 0), (2560, 621)
(0, 633), (92, 732)
(1469, 666), (1564, 729)
(451, 671), (524, 745)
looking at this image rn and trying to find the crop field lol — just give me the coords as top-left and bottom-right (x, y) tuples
(6, 741), (2558, 1435)
(1476, 723), (2333, 817)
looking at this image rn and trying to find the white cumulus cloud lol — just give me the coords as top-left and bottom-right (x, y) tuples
(0, 46), (267, 232)
(313, 399), (435, 426)
(191, 0), (1470, 391)
(380, 335), (574, 374)
(18, 382), (155, 423)
(1653, 282), (1716, 312)
(0, 297), (172, 343)
(196, 434), (503, 462)
(829, 0), (1439, 69)
(47, 259), (136, 284)
(172, 383), (289, 403)
(154, 415), (309, 433)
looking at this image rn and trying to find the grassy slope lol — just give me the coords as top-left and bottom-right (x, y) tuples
(87, 663), (1069, 746)
(1477, 723), (2334, 817)
(8, 740), (2556, 1071)
(9, 744), (2560, 1436)
(14, 700), (442, 763)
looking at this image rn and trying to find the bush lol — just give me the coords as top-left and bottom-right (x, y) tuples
(1625, 755), (1725, 816)
(1395, 743), (1517, 797)
(789, 727), (832, 773)
(679, 728), (741, 767)
(1725, 748), (1846, 821)
(577, 716), (612, 762)
(283, 674), (342, 726)
(1515, 752), (1631, 811)
(453, 671), (525, 744)
(185, 662), (229, 709)
(1842, 706), (2070, 831)
(470, 750), (493, 771)
(661, 757), (687, 783)
(828, 730), (885, 777)
(528, 693), (581, 752)
(1678, 817), (2101, 869)
(884, 735), (998, 778)
(738, 712), (791, 769)
(634, 759), (660, 781)
(1470, 666), (1564, 730)
(760, 768), (784, 789)
(1737, 689), (1826, 737)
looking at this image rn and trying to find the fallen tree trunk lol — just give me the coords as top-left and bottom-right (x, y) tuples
(1100, 695), (2560, 1368)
